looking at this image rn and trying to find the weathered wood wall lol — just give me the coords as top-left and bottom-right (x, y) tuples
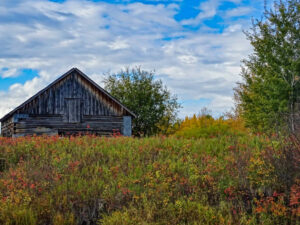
(17, 72), (122, 117)
(12, 115), (123, 137)
(1, 116), (13, 137)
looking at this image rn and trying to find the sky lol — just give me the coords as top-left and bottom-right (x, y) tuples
(0, 0), (266, 119)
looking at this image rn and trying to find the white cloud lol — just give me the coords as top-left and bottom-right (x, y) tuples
(1, 68), (19, 78)
(178, 55), (198, 64)
(225, 6), (253, 18)
(181, 0), (245, 26)
(108, 38), (130, 50)
(0, 0), (254, 119)
(181, 0), (219, 25)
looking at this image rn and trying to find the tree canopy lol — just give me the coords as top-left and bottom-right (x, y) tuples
(104, 67), (180, 136)
(235, 0), (300, 133)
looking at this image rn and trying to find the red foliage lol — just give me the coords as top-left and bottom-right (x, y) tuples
(290, 182), (300, 216)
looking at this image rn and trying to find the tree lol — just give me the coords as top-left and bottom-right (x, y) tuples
(104, 67), (181, 136)
(235, 0), (300, 133)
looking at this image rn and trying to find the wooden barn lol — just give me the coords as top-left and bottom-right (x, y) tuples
(0, 68), (135, 137)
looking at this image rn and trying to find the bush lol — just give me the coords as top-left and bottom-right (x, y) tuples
(175, 114), (248, 138)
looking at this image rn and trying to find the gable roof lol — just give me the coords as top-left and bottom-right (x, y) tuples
(0, 68), (136, 122)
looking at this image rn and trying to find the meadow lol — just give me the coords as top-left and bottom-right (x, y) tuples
(0, 129), (299, 224)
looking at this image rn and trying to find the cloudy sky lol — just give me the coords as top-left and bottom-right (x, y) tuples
(0, 0), (265, 119)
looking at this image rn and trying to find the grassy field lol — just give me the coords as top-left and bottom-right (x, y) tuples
(0, 134), (299, 225)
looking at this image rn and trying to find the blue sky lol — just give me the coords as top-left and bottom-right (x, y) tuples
(0, 0), (265, 118)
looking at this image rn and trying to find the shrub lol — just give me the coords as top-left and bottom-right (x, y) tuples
(0, 134), (298, 224)
(175, 114), (248, 138)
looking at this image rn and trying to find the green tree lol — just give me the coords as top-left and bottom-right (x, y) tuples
(104, 67), (180, 136)
(235, 0), (300, 133)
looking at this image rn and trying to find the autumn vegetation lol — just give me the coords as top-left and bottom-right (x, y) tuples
(0, 0), (299, 224)
(174, 113), (247, 138)
(0, 125), (299, 224)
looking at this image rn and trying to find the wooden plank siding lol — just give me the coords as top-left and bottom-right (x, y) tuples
(0, 68), (134, 137)
(16, 73), (121, 117)
(12, 115), (123, 137)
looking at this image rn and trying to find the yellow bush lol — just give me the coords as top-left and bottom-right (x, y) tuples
(175, 114), (248, 138)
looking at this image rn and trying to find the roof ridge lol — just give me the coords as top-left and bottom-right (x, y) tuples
(0, 68), (135, 122)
